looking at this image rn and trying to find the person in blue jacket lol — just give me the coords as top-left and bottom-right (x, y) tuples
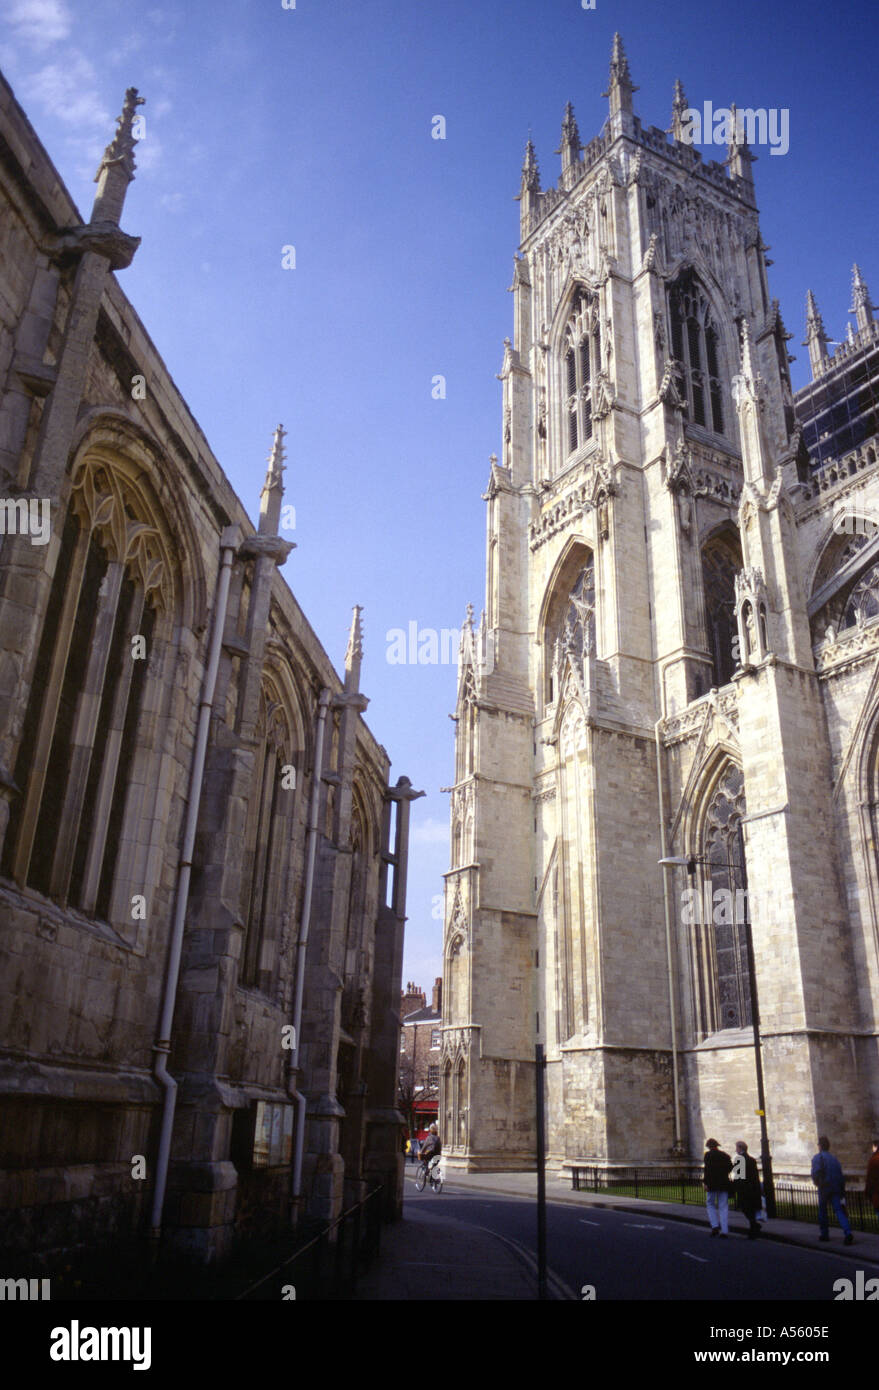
(811, 1135), (854, 1245)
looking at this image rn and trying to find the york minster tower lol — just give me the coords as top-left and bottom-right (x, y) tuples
(440, 36), (879, 1177)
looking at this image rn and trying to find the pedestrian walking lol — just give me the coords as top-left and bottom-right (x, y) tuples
(864, 1137), (879, 1216)
(732, 1140), (762, 1240)
(811, 1135), (854, 1244)
(703, 1138), (733, 1238)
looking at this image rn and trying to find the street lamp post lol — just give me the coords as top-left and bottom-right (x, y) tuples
(659, 851), (776, 1219)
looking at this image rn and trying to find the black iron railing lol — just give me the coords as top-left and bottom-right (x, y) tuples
(572, 1165), (704, 1205)
(570, 1166), (879, 1233)
(236, 1185), (383, 1301)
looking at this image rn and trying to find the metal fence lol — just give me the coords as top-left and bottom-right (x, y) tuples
(570, 1165), (879, 1233)
(236, 1185), (384, 1300)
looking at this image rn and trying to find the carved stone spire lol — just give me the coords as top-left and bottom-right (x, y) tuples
(556, 102), (581, 173)
(92, 87), (145, 225)
(850, 263), (875, 333)
(603, 33), (638, 119)
(740, 313), (759, 383)
(669, 78), (689, 141)
(516, 137), (541, 234)
(725, 102), (756, 188)
(345, 604), (364, 693)
(520, 138), (540, 194)
(259, 424), (286, 536)
(804, 290), (829, 376)
(733, 318), (772, 487)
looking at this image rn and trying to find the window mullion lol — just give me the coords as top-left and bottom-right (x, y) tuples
(244, 742), (276, 982)
(77, 583), (146, 914)
(48, 560), (125, 902)
(12, 531), (90, 884)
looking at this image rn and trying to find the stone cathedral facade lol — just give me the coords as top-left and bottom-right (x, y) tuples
(0, 73), (417, 1271)
(441, 36), (879, 1179)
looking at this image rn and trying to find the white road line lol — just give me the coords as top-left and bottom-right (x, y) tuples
(624, 1223), (665, 1230)
(579, 1219), (601, 1226)
(682, 1251), (708, 1263)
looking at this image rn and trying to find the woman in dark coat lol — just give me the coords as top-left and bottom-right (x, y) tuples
(865, 1139), (879, 1213)
(734, 1140), (763, 1240)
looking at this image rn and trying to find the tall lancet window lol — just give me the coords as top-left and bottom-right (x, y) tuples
(702, 765), (751, 1033)
(546, 557), (595, 705)
(3, 457), (169, 924)
(701, 529), (742, 689)
(563, 288), (601, 458)
(343, 792), (369, 986)
(240, 684), (296, 989)
(669, 270), (725, 436)
(457, 668), (477, 780)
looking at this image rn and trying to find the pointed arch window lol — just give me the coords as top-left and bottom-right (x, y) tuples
(701, 529), (742, 688)
(456, 668), (477, 781)
(545, 557), (595, 705)
(442, 1059), (453, 1146)
(240, 686), (297, 989)
(690, 764), (752, 1036)
(669, 270), (725, 435)
(343, 792), (370, 988)
(562, 289), (601, 458)
(811, 534), (879, 641)
(2, 459), (169, 925)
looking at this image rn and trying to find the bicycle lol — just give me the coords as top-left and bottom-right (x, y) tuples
(414, 1156), (443, 1193)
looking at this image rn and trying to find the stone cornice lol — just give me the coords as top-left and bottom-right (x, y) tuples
(661, 686), (739, 745)
(815, 619), (879, 676)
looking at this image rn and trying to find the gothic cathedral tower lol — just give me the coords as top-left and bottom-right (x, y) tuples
(440, 37), (874, 1175)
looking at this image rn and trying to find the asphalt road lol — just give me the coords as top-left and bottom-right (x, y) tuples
(411, 1180), (879, 1302)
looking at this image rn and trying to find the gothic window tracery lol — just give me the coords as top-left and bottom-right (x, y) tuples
(701, 529), (742, 688)
(546, 557), (595, 705)
(2, 456), (171, 924)
(455, 1058), (467, 1147)
(810, 534), (879, 641)
(442, 1059), (453, 1144)
(562, 288), (601, 460)
(690, 764), (752, 1037)
(343, 792), (369, 988)
(844, 564), (879, 627)
(669, 270), (725, 436)
(240, 683), (297, 989)
(457, 669), (477, 780)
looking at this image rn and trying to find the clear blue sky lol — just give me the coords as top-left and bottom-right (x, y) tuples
(3, 0), (876, 991)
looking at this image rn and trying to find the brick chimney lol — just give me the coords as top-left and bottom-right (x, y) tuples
(401, 981), (425, 1016)
(432, 976), (442, 1014)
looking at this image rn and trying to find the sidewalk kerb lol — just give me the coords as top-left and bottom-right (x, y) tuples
(441, 1175), (879, 1267)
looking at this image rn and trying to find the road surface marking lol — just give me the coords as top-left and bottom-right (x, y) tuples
(682, 1251), (708, 1263)
(624, 1223), (665, 1230)
(579, 1219), (601, 1227)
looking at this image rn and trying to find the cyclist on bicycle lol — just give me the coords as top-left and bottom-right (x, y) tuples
(420, 1122), (441, 1178)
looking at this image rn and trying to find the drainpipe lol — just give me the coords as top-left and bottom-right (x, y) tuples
(288, 686), (331, 1210)
(655, 716), (683, 1153)
(149, 526), (239, 1254)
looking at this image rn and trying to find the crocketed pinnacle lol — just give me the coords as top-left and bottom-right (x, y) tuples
(95, 87), (145, 185)
(805, 290), (827, 336)
(345, 604), (364, 676)
(669, 78), (688, 138)
(850, 264), (875, 329)
(265, 423), (286, 489)
(560, 101), (579, 146)
(521, 138), (540, 192)
(608, 32), (636, 89)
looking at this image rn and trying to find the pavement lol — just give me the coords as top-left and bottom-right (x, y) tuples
(353, 1167), (879, 1300)
(351, 1194), (539, 1300)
